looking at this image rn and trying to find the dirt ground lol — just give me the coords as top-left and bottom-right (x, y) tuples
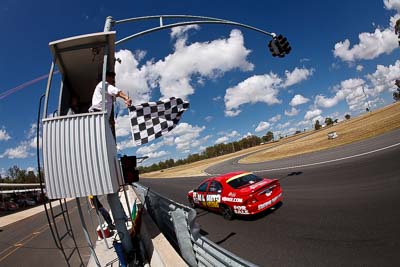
(141, 102), (400, 178)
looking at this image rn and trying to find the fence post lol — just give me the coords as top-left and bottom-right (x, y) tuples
(171, 207), (198, 266)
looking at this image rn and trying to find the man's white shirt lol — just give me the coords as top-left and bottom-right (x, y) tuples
(89, 81), (120, 118)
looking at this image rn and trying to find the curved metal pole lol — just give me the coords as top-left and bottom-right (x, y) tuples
(115, 17), (275, 46)
(42, 61), (55, 119)
(115, 14), (228, 25)
(76, 198), (101, 267)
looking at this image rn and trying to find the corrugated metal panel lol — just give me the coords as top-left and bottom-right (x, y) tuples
(42, 112), (123, 199)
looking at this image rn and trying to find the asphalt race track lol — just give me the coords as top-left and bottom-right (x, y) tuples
(140, 129), (400, 267)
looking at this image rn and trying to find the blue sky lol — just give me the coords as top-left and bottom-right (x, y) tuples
(1, 0), (400, 174)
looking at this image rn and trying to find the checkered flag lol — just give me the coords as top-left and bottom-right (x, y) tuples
(128, 97), (190, 146)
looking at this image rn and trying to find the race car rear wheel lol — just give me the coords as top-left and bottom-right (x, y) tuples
(188, 198), (196, 208)
(220, 205), (234, 220)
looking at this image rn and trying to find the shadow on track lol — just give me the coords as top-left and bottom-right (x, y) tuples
(216, 232), (236, 245)
(287, 171), (303, 176)
(237, 201), (284, 221)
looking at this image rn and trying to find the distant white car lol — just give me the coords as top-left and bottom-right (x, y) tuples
(328, 131), (338, 139)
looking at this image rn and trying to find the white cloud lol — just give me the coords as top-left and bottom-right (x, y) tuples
(170, 25), (200, 39)
(296, 120), (311, 127)
(224, 67), (313, 117)
(27, 124), (37, 139)
(285, 107), (299, 116)
(289, 94), (310, 106)
(29, 136), (42, 149)
(215, 136), (229, 144)
(315, 78), (369, 111)
(304, 109), (322, 120)
(226, 130), (240, 138)
(366, 59), (400, 96)
(0, 128), (11, 141)
(0, 142), (33, 159)
(213, 96), (222, 101)
(224, 73), (282, 116)
(269, 114), (281, 123)
(149, 29), (254, 100)
(214, 130), (240, 144)
(276, 122), (291, 130)
(384, 0), (400, 12)
(119, 122), (205, 154)
(255, 121), (270, 132)
(333, 28), (398, 62)
(242, 132), (253, 139)
(136, 142), (165, 156)
(315, 94), (342, 108)
(205, 116), (213, 122)
(171, 123), (205, 151)
(275, 126), (298, 138)
(0, 122), (43, 159)
(115, 49), (151, 105)
(0, 168), (6, 177)
(27, 166), (35, 172)
(115, 114), (132, 138)
(312, 115), (324, 124)
(145, 151), (169, 159)
(283, 67), (314, 88)
(356, 65), (364, 72)
(117, 139), (135, 150)
(225, 109), (242, 117)
(300, 58), (311, 63)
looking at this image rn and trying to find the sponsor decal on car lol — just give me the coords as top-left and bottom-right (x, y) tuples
(193, 192), (205, 203)
(257, 193), (282, 210)
(250, 180), (268, 190)
(233, 205), (249, 214)
(222, 197), (243, 203)
(206, 194), (221, 208)
(206, 194), (221, 202)
(265, 189), (272, 197)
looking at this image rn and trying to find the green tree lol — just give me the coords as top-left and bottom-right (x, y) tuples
(262, 131), (274, 143)
(325, 117), (334, 126)
(393, 88), (400, 102)
(7, 165), (21, 180)
(314, 120), (322, 130)
(25, 170), (39, 183)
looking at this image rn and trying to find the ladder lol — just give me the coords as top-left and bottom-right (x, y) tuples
(37, 95), (85, 267)
(43, 198), (85, 267)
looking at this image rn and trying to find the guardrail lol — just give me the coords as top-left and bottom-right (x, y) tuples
(133, 183), (258, 267)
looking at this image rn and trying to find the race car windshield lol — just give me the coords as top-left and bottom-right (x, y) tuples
(227, 174), (263, 189)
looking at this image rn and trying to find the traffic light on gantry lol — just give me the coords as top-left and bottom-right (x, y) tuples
(268, 37), (281, 57)
(268, 34), (291, 57)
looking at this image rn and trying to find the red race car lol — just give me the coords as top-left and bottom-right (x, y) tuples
(188, 171), (282, 220)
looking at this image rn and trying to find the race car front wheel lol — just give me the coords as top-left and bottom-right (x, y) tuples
(188, 198), (196, 208)
(220, 205), (234, 220)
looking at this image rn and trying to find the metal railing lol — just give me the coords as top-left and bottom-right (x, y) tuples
(133, 183), (258, 267)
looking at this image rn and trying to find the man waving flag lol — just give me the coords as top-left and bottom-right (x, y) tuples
(128, 97), (189, 146)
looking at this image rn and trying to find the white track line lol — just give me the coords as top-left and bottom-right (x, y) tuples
(252, 142), (400, 173)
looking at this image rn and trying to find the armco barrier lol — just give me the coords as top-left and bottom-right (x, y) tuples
(133, 183), (259, 267)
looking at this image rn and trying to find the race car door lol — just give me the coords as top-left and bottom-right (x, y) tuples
(193, 181), (210, 208)
(205, 180), (222, 210)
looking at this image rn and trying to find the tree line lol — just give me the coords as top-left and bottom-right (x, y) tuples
(138, 131), (276, 173)
(0, 165), (41, 184)
(314, 115), (350, 130)
(141, 113), (354, 174)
